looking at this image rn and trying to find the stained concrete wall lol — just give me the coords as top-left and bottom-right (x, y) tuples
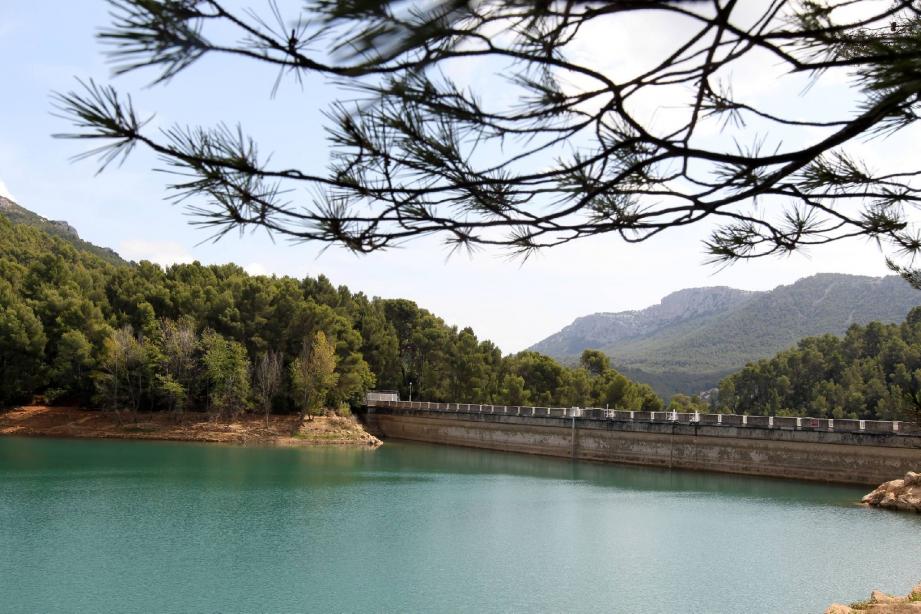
(361, 407), (921, 486)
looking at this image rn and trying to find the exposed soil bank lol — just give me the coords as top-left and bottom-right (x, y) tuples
(862, 472), (921, 513)
(826, 582), (921, 613)
(0, 406), (381, 447)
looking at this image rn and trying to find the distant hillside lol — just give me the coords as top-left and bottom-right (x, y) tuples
(533, 286), (755, 358)
(530, 274), (921, 397)
(0, 196), (125, 265)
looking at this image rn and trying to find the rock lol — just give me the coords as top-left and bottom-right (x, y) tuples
(48, 219), (79, 238)
(872, 591), (901, 604)
(862, 472), (921, 513)
(826, 582), (921, 613)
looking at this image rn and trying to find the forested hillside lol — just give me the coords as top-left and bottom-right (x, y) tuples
(0, 213), (661, 416)
(0, 196), (124, 265)
(532, 275), (921, 396)
(718, 310), (921, 422)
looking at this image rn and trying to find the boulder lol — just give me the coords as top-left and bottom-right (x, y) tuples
(825, 582), (921, 613)
(862, 472), (921, 513)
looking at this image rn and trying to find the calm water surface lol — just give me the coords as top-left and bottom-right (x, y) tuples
(1, 436), (919, 613)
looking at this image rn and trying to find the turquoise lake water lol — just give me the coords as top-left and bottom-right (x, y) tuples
(0, 436), (918, 613)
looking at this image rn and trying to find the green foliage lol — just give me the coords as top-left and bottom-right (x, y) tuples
(580, 350), (610, 377)
(496, 350), (662, 411)
(155, 373), (186, 413)
(0, 283), (47, 405)
(0, 196), (125, 265)
(718, 308), (921, 421)
(94, 325), (154, 412)
(291, 331), (339, 423)
(0, 213), (659, 415)
(201, 330), (251, 419)
(50, 330), (95, 403)
(667, 394), (709, 413)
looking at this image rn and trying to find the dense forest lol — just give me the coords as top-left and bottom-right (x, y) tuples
(0, 216), (662, 417)
(717, 310), (921, 422)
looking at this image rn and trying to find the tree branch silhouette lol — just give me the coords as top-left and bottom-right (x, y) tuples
(53, 0), (921, 266)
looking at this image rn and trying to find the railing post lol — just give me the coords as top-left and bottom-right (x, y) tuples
(859, 419), (865, 431)
(630, 411), (634, 420)
(768, 416), (774, 428)
(742, 415), (747, 426)
(894, 421), (900, 432)
(828, 418), (834, 431)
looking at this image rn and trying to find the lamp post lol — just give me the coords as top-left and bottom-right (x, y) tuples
(409, 382), (413, 402)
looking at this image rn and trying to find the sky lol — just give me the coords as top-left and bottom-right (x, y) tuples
(0, 1), (915, 353)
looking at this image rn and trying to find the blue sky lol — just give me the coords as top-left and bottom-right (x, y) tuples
(0, 1), (912, 353)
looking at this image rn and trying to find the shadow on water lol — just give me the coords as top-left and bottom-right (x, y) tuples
(0, 435), (877, 508)
(370, 440), (871, 506)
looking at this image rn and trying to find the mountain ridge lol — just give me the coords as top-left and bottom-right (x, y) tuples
(0, 195), (125, 265)
(530, 273), (921, 397)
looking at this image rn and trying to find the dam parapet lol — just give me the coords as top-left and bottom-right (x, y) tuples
(361, 400), (921, 485)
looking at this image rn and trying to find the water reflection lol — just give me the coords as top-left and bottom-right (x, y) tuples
(1, 436), (919, 614)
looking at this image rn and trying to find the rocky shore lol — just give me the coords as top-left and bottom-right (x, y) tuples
(826, 582), (921, 613)
(862, 472), (921, 513)
(0, 405), (382, 447)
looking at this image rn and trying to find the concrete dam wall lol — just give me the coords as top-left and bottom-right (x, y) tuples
(361, 402), (921, 485)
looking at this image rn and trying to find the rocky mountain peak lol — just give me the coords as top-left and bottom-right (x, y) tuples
(529, 273), (921, 398)
(644, 286), (755, 322)
(0, 196), (80, 239)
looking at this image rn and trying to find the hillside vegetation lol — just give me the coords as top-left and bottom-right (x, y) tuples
(532, 276), (921, 396)
(0, 204), (661, 417)
(718, 311), (921, 422)
(0, 196), (124, 265)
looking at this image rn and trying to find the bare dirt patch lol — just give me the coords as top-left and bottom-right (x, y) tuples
(0, 406), (381, 447)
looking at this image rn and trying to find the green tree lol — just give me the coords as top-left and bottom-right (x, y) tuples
(718, 310), (921, 422)
(95, 325), (150, 416)
(158, 318), (198, 415)
(0, 291), (47, 406)
(667, 394), (709, 414)
(201, 330), (251, 420)
(49, 329), (95, 404)
(499, 374), (530, 407)
(290, 331), (339, 431)
(580, 350), (610, 378)
(155, 374), (186, 414)
(0, 209), (661, 416)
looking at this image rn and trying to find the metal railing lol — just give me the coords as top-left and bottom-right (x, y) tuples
(364, 399), (919, 434)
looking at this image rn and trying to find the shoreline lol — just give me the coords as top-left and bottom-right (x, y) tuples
(0, 406), (382, 448)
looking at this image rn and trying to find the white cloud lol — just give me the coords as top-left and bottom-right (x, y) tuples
(118, 239), (194, 267)
(0, 178), (14, 201)
(244, 262), (268, 276)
